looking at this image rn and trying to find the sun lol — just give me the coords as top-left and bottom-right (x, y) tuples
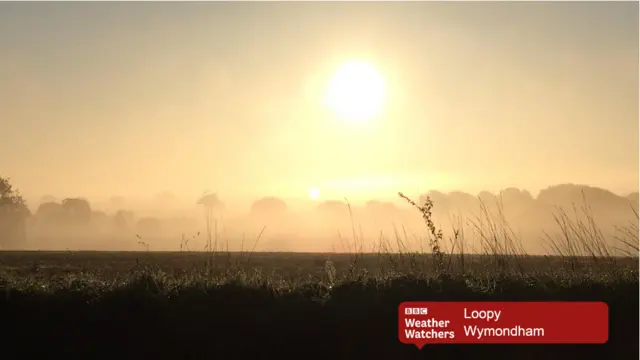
(324, 60), (387, 123)
(308, 187), (320, 200)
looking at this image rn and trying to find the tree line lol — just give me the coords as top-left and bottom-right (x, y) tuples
(1, 176), (638, 250)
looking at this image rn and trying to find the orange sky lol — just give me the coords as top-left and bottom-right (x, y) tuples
(1, 2), (638, 203)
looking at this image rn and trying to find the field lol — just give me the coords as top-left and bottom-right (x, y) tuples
(1, 249), (638, 359)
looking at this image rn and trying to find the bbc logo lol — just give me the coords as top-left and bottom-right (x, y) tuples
(405, 307), (428, 315)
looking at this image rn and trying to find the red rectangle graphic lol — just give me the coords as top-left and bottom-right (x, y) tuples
(398, 301), (608, 348)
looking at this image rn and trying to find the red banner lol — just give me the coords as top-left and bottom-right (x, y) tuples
(398, 301), (608, 348)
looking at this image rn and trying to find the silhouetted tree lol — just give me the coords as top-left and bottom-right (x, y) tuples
(478, 191), (497, 204)
(197, 193), (224, 211)
(61, 198), (92, 224)
(420, 191), (449, 213)
(250, 197), (288, 220)
(0, 177), (30, 249)
(91, 210), (109, 226)
(35, 202), (64, 223)
(113, 210), (135, 232)
(627, 192), (639, 211)
(447, 191), (477, 214)
(537, 184), (621, 208)
(500, 187), (533, 204)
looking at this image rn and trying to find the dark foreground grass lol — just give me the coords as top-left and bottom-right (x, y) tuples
(0, 251), (638, 360)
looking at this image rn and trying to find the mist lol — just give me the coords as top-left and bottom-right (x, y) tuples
(18, 184), (638, 256)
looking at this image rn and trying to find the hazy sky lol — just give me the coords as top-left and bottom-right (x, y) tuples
(1, 1), (638, 203)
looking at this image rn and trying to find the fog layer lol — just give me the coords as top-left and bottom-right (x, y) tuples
(22, 185), (639, 256)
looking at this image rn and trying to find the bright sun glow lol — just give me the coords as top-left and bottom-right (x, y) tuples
(325, 60), (386, 123)
(308, 187), (320, 200)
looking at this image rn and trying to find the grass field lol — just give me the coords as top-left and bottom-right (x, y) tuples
(1, 250), (638, 359)
(1, 197), (638, 359)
